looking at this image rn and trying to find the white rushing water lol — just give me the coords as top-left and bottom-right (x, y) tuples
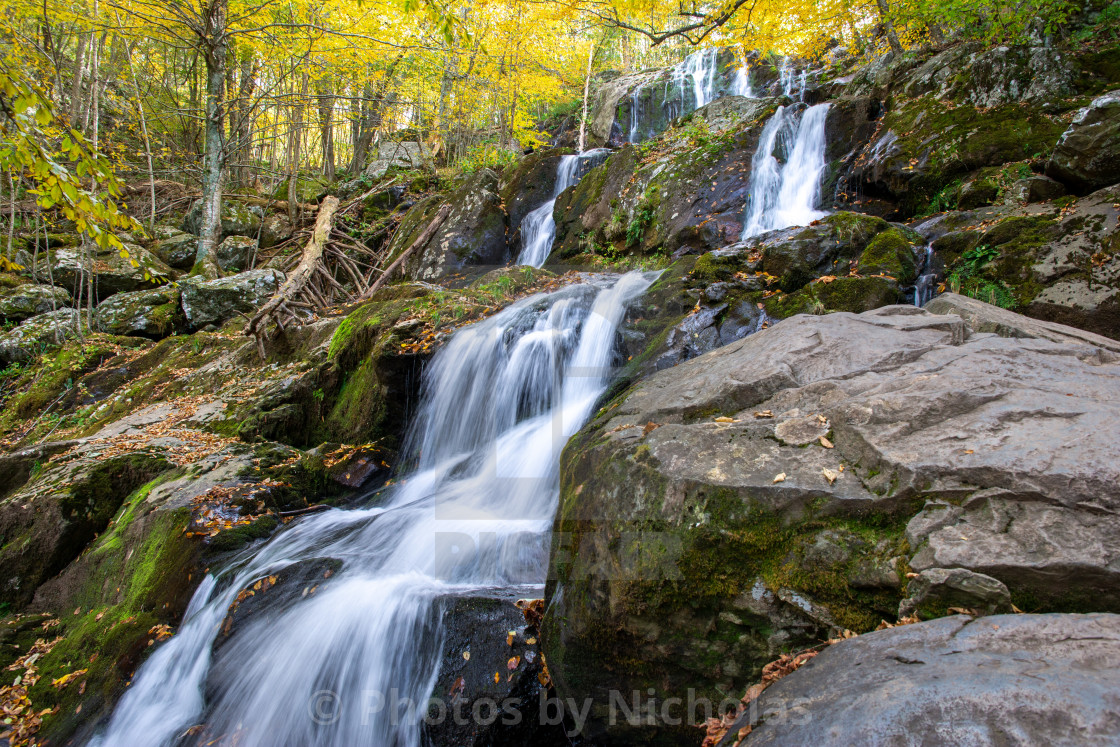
(91, 270), (658, 747)
(671, 47), (719, 110)
(741, 103), (831, 239)
(518, 149), (610, 267)
(730, 65), (753, 98)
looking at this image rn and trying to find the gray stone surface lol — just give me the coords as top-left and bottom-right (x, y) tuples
(179, 269), (283, 329)
(0, 283), (72, 322)
(1048, 89), (1120, 193)
(731, 613), (1120, 746)
(0, 308), (79, 364)
(95, 286), (183, 338)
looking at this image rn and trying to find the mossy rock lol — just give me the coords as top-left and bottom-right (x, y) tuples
(858, 228), (920, 283)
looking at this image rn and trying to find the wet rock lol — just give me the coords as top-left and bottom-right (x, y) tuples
(898, 568), (1013, 618)
(0, 283), (72, 322)
(426, 591), (568, 747)
(727, 614), (1120, 746)
(95, 286), (184, 338)
(215, 235), (258, 273)
(179, 268), (284, 329)
(1047, 89), (1120, 193)
(499, 149), (571, 235)
(544, 304), (1120, 744)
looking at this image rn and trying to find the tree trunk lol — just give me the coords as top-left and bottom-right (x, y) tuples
(287, 73), (308, 224)
(317, 80), (335, 182)
(69, 32), (87, 126)
(875, 0), (904, 54)
(196, 0), (229, 269)
(578, 41), (596, 152)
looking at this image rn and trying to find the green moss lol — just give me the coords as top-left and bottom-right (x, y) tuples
(944, 215), (1059, 309)
(858, 229), (919, 283)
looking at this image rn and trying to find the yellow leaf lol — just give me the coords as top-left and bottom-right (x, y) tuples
(772, 473), (786, 484)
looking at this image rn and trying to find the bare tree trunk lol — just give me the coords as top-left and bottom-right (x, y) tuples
(117, 20), (157, 230)
(317, 80), (335, 182)
(578, 41), (596, 152)
(287, 73), (308, 224)
(196, 0), (229, 270)
(69, 32), (88, 126)
(875, 0), (904, 54)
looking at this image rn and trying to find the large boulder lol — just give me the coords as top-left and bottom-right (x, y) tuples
(34, 242), (177, 301)
(215, 235), (258, 273)
(95, 286), (184, 338)
(897, 44), (1075, 108)
(182, 199), (264, 240)
(543, 304), (1120, 744)
(724, 613), (1120, 746)
(179, 268), (283, 329)
(919, 185), (1120, 339)
(363, 141), (431, 180)
(384, 169), (509, 280)
(0, 308), (80, 364)
(149, 228), (198, 271)
(0, 283), (72, 322)
(1047, 89), (1120, 193)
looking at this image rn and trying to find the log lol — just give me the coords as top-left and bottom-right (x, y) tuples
(245, 195), (339, 356)
(356, 202), (451, 302)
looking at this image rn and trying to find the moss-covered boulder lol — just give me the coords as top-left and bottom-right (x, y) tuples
(182, 199), (264, 240)
(215, 235), (258, 273)
(95, 286), (184, 338)
(544, 305), (1120, 744)
(0, 308), (81, 364)
(149, 228), (198, 271)
(383, 169), (510, 280)
(1047, 89), (1120, 193)
(33, 242), (177, 302)
(850, 95), (1067, 217)
(0, 283), (72, 322)
(179, 269), (284, 329)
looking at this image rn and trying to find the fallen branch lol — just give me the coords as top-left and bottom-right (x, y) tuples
(278, 504), (331, 518)
(245, 195), (339, 356)
(356, 202), (450, 302)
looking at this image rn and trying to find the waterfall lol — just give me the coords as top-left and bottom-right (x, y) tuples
(730, 65), (753, 98)
(741, 103), (831, 239)
(779, 57), (807, 98)
(89, 271), (657, 747)
(671, 48), (719, 110)
(517, 149), (609, 267)
(910, 244), (938, 306)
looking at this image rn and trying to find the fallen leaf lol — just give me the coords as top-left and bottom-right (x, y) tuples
(772, 473), (786, 484)
(754, 410), (773, 418)
(462, 651), (470, 661)
(507, 656), (521, 670)
(506, 631), (516, 647)
(822, 468), (839, 484)
(494, 672), (501, 684)
(714, 416), (734, 423)
(819, 436), (834, 449)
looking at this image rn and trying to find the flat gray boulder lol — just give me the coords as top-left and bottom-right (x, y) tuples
(0, 283), (71, 322)
(731, 613), (1120, 746)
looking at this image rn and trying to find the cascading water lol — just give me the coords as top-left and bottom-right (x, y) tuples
(730, 65), (753, 98)
(518, 149), (610, 267)
(671, 48), (719, 110)
(778, 57), (807, 99)
(910, 244), (938, 306)
(740, 103), (831, 239)
(90, 270), (658, 747)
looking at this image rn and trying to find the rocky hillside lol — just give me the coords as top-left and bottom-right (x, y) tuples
(0, 26), (1119, 747)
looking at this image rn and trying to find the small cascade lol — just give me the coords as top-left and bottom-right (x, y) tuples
(90, 271), (658, 747)
(730, 65), (753, 97)
(517, 149), (610, 267)
(671, 48), (720, 110)
(909, 244), (938, 306)
(741, 103), (831, 239)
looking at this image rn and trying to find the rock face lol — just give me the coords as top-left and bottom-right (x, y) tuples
(1048, 89), (1120, 193)
(95, 286), (184, 338)
(544, 304), (1120, 744)
(386, 169), (509, 280)
(499, 149), (570, 236)
(150, 229), (198, 270)
(729, 614), (1120, 746)
(0, 283), (71, 322)
(179, 269), (283, 329)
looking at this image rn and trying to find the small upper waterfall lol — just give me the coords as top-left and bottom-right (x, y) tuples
(89, 270), (657, 747)
(518, 149), (610, 267)
(779, 57), (808, 99)
(671, 47), (720, 110)
(730, 65), (753, 97)
(741, 103), (831, 239)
